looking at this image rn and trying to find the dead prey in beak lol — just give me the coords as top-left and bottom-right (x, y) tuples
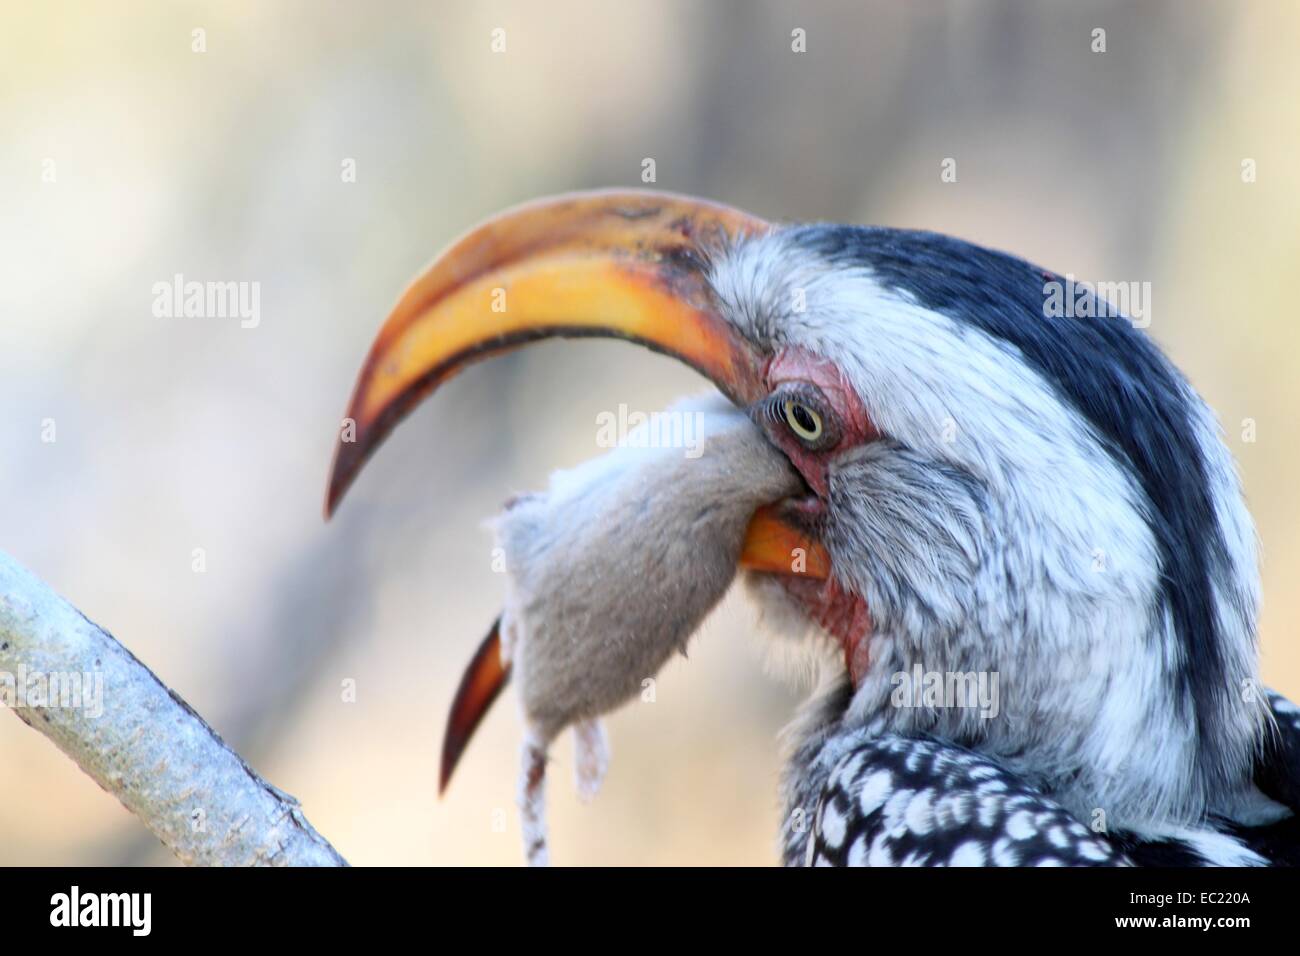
(325, 191), (831, 863)
(487, 395), (803, 865)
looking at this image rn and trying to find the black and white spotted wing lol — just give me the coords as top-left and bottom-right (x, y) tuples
(785, 732), (1129, 867)
(784, 689), (1300, 867)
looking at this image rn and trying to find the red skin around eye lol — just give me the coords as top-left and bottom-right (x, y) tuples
(763, 346), (877, 686)
(763, 347), (877, 497)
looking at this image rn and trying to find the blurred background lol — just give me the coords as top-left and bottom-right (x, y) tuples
(2, 0), (1298, 865)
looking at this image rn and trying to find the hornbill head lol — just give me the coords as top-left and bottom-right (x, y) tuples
(326, 190), (1267, 838)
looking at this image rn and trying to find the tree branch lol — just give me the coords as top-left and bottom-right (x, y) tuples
(0, 550), (347, 866)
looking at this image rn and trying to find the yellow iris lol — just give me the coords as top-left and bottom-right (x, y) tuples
(782, 399), (823, 442)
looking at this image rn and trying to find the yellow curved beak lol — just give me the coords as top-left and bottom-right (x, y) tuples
(328, 190), (836, 794)
(325, 189), (773, 516)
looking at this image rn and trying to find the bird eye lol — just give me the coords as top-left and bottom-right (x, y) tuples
(782, 399), (823, 442)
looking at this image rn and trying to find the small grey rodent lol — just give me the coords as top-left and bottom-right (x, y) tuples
(490, 393), (802, 865)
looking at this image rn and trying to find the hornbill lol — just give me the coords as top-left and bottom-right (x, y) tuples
(325, 190), (1300, 866)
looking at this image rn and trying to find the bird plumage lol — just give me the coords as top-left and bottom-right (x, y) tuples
(782, 686), (1300, 866)
(708, 224), (1286, 864)
(329, 190), (1296, 866)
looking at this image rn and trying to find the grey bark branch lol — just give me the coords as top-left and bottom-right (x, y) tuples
(0, 550), (347, 866)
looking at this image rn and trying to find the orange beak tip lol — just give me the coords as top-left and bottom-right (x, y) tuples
(439, 619), (511, 795)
